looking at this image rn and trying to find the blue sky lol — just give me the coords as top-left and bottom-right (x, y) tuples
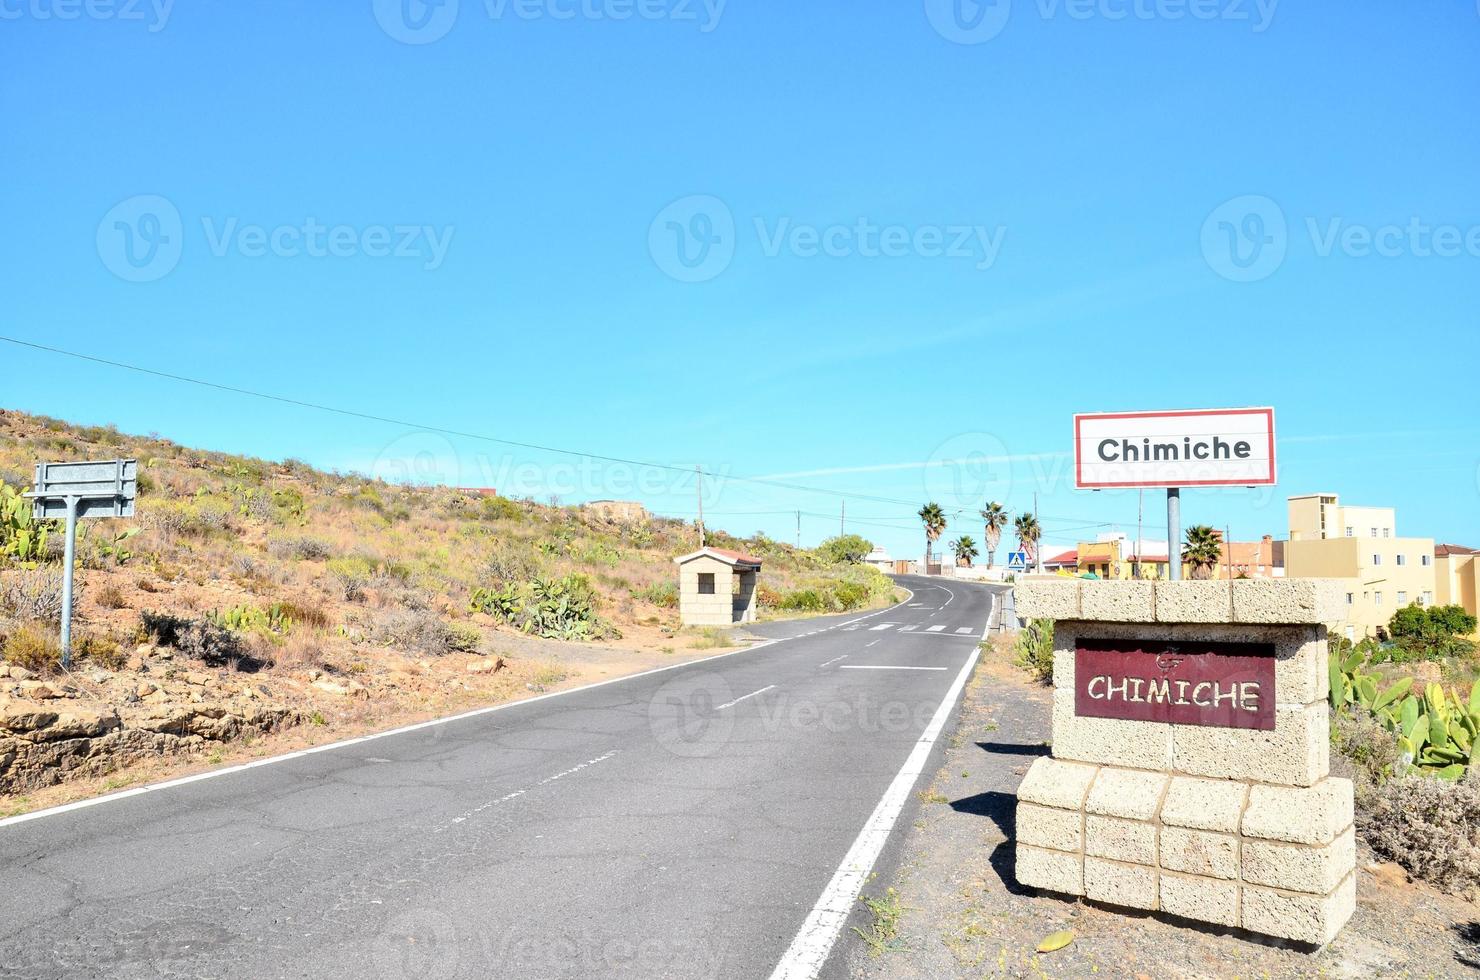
(3, 0), (1478, 559)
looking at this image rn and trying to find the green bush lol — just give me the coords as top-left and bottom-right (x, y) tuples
(1, 481), (54, 564)
(632, 580), (679, 608)
(470, 574), (620, 642)
(1014, 619), (1054, 682)
(1385, 603), (1477, 660)
(816, 534), (873, 565)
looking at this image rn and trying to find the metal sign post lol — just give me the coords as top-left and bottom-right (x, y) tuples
(1167, 487), (1181, 581)
(26, 459), (137, 667)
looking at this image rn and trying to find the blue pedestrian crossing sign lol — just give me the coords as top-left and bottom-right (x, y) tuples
(1007, 551), (1029, 571)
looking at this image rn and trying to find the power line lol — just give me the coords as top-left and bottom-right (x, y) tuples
(0, 335), (925, 509)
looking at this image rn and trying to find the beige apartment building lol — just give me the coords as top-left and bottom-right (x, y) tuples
(1285, 494), (1435, 639)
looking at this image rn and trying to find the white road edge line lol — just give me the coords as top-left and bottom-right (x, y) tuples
(838, 665), (947, 671)
(818, 656), (847, 668)
(768, 643), (980, 980)
(0, 585), (918, 832)
(716, 684), (776, 710)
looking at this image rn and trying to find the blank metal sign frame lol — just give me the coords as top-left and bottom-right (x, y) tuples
(31, 458), (137, 518)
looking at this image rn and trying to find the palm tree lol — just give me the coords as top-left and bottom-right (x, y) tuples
(950, 535), (979, 567)
(1183, 525), (1224, 580)
(918, 502), (946, 568)
(980, 501), (1007, 569)
(1014, 513), (1041, 563)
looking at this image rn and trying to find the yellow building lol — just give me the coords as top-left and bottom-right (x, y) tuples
(1285, 494), (1436, 639)
(1435, 545), (1479, 630)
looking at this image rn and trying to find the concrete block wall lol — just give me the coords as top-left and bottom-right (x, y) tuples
(1011, 578), (1357, 945)
(1016, 758), (1356, 946)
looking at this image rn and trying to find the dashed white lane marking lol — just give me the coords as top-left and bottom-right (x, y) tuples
(907, 603), (924, 607)
(434, 750), (619, 834)
(768, 644), (981, 980)
(818, 655), (847, 668)
(865, 640), (881, 648)
(716, 685), (776, 710)
(926, 625), (946, 633)
(839, 665), (948, 671)
(955, 627), (974, 635)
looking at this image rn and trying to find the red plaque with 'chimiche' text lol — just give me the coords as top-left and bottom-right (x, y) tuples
(1074, 639), (1276, 731)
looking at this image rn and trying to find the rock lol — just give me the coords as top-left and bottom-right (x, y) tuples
(19, 681), (62, 700)
(311, 678), (369, 699)
(465, 656), (506, 675)
(45, 706), (122, 741)
(8, 665), (36, 682)
(0, 696), (59, 733)
(184, 672), (209, 687)
(143, 687), (170, 703)
(89, 670), (112, 684)
(134, 683), (158, 699)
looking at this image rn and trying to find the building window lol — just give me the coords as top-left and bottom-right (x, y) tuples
(1383, 528), (1391, 537)
(1371, 528), (1379, 537)
(697, 572), (715, 595)
(1346, 593), (1354, 605)
(1423, 591), (1433, 606)
(1422, 555), (1432, 567)
(1396, 554), (1406, 566)
(1345, 527), (1353, 537)
(1372, 554), (1381, 565)
(1398, 591), (1408, 605)
(1374, 591), (1383, 605)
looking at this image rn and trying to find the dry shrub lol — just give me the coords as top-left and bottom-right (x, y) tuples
(1, 568), (67, 624)
(373, 608), (460, 657)
(277, 598), (332, 630)
(78, 633), (127, 670)
(95, 582), (130, 610)
(268, 536), (334, 561)
(1362, 771), (1480, 894)
(139, 610), (268, 672)
(3, 622), (62, 674)
(275, 631), (330, 672)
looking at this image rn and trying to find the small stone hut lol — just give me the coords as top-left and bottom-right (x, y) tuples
(673, 547), (762, 626)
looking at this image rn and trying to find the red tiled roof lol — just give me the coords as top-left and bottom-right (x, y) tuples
(1436, 543), (1478, 557)
(708, 547), (763, 566)
(1044, 549), (1078, 566)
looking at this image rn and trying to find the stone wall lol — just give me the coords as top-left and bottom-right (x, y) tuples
(1012, 577), (1356, 947)
(0, 693), (299, 794)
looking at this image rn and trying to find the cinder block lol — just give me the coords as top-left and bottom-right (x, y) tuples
(1241, 873), (1355, 946)
(1016, 802), (1083, 853)
(1083, 857), (1157, 910)
(1015, 578), (1080, 621)
(1160, 776), (1246, 833)
(1274, 631), (1326, 707)
(1016, 756), (1099, 810)
(1085, 767), (1168, 821)
(1241, 828), (1355, 894)
(1171, 701), (1328, 787)
(1050, 638), (1076, 690)
(1242, 778), (1353, 845)
(1052, 686), (1173, 771)
(1080, 580), (1156, 623)
(1016, 844), (1083, 896)
(1153, 580), (1233, 623)
(1085, 815), (1157, 865)
(1159, 872), (1239, 927)
(1159, 826), (1238, 880)
(1232, 578), (1345, 625)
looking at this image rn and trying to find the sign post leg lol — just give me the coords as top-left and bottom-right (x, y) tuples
(1166, 487), (1181, 581)
(60, 497), (78, 668)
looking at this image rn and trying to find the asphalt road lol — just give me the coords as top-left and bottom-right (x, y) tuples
(0, 575), (1002, 980)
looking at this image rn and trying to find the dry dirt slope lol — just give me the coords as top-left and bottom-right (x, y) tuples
(0, 408), (897, 810)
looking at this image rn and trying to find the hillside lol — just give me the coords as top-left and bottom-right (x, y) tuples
(0, 408), (898, 807)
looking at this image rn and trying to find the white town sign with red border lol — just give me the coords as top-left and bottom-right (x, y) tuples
(1074, 408), (1276, 489)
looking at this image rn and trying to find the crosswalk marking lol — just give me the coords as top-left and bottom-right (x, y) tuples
(926, 625), (946, 633)
(898, 625), (917, 632)
(955, 627), (974, 635)
(869, 623), (895, 631)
